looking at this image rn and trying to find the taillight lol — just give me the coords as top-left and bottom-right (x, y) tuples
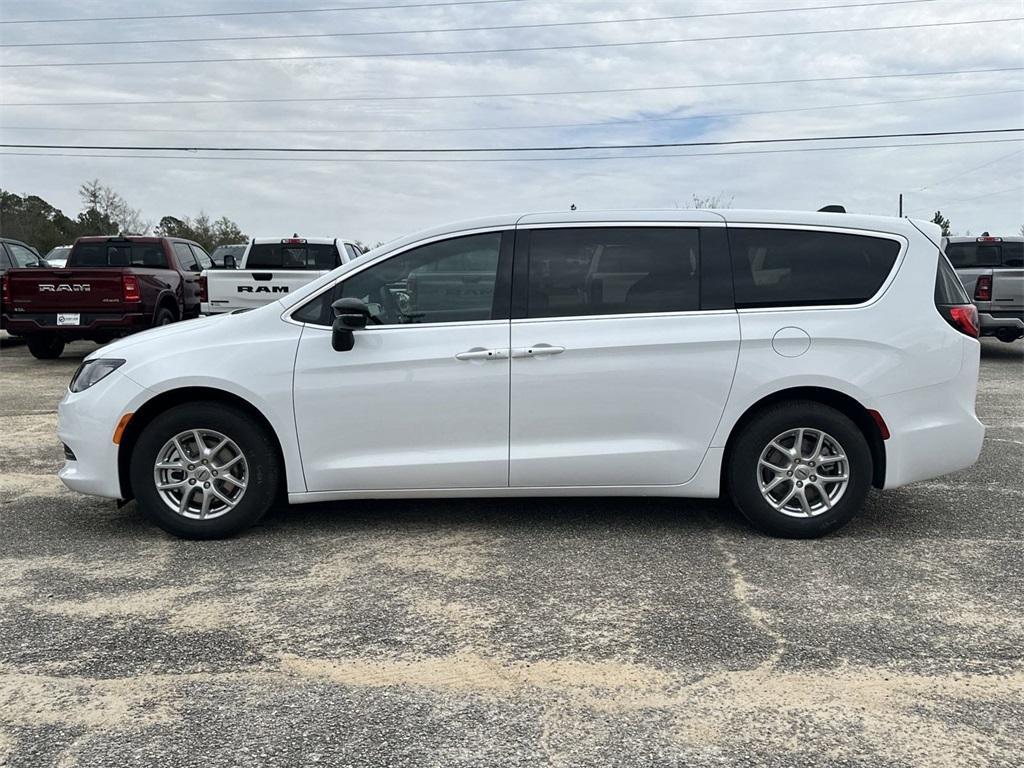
(1, 272), (9, 306)
(974, 275), (992, 302)
(198, 274), (207, 303)
(948, 305), (980, 338)
(122, 274), (141, 303)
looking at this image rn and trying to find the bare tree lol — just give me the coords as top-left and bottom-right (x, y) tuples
(78, 179), (149, 235)
(690, 193), (734, 209)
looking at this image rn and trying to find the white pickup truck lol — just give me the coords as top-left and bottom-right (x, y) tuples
(200, 236), (363, 315)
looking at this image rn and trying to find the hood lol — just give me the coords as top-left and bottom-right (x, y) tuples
(88, 302), (283, 361)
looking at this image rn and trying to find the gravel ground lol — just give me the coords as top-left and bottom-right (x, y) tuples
(0, 337), (1022, 767)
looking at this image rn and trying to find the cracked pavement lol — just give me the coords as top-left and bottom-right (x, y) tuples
(1, 337), (1022, 767)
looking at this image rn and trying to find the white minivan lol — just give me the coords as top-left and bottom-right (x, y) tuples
(57, 209), (984, 539)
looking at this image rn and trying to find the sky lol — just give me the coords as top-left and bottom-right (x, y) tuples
(0, 0), (1022, 244)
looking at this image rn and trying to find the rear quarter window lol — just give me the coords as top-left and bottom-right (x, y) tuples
(935, 253), (970, 305)
(729, 228), (900, 308)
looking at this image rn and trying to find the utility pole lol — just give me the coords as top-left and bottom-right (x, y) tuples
(898, 193), (903, 217)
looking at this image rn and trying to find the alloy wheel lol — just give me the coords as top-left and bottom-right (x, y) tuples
(757, 427), (850, 518)
(152, 429), (248, 520)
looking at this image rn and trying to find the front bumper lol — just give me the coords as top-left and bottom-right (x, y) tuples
(57, 371), (151, 499)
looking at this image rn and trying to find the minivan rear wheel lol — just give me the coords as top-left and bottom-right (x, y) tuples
(727, 401), (872, 538)
(129, 402), (280, 539)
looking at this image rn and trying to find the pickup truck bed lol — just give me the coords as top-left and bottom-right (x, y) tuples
(946, 235), (1024, 342)
(201, 236), (361, 314)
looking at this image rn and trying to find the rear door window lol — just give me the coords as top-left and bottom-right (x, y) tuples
(729, 228), (900, 308)
(523, 227), (700, 318)
(71, 242), (168, 268)
(246, 242), (340, 269)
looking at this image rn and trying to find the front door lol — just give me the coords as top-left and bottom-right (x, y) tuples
(292, 230), (513, 492)
(509, 225), (740, 488)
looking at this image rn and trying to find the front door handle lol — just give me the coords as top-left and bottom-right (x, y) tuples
(511, 344), (566, 358)
(455, 347), (509, 361)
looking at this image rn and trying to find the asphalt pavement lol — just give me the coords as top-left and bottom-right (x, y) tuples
(1, 336), (1021, 767)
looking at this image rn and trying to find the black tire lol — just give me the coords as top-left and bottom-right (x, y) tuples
(26, 334), (65, 359)
(154, 307), (176, 326)
(129, 402), (280, 539)
(726, 400), (872, 539)
(995, 328), (1021, 343)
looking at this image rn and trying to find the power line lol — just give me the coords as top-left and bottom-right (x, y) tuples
(1, 137), (1020, 164)
(948, 184), (1024, 203)
(5, 66), (1019, 108)
(3, 17), (1019, 69)
(916, 147), (1024, 192)
(3, 129), (1020, 154)
(0, 1), (938, 48)
(4, 90), (1022, 139)
(0, 0), (527, 25)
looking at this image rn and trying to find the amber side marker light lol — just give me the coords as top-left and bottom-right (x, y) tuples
(112, 413), (134, 445)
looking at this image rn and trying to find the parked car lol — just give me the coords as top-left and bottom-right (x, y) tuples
(200, 236), (362, 315)
(45, 245), (73, 268)
(1, 235), (210, 359)
(943, 235), (1023, 342)
(1, 237), (49, 336)
(208, 243), (245, 269)
(1, 237), (48, 270)
(57, 209), (983, 540)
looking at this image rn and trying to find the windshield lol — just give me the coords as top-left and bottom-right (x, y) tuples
(45, 246), (71, 261)
(210, 244), (245, 265)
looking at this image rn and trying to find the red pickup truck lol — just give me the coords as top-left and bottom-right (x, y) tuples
(1, 235), (212, 359)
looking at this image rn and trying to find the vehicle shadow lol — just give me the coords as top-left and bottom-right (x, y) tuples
(258, 495), (755, 539)
(980, 338), (1023, 359)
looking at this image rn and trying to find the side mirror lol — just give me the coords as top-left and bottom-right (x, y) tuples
(223, 254), (237, 269)
(331, 297), (370, 352)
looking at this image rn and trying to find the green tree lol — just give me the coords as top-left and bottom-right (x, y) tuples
(931, 210), (952, 237)
(0, 190), (79, 254)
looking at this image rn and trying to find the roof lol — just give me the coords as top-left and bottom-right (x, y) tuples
(364, 209), (928, 259)
(945, 235), (1024, 243)
(249, 236), (349, 244)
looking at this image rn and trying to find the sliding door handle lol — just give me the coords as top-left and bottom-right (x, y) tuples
(455, 347), (509, 361)
(511, 344), (566, 358)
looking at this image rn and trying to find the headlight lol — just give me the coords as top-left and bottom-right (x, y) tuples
(69, 359), (125, 393)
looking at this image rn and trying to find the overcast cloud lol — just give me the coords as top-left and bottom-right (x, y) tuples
(0, 0), (1021, 243)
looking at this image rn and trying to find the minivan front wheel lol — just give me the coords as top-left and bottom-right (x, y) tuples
(129, 402), (280, 539)
(727, 401), (872, 538)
